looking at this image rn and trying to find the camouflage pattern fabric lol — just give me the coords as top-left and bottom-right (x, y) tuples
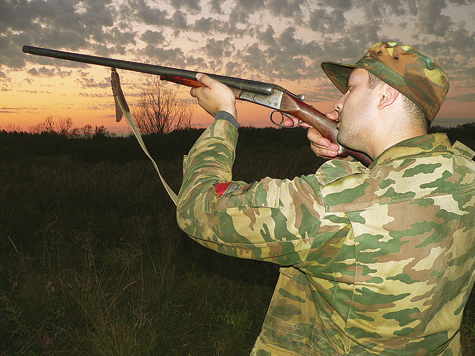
(176, 119), (475, 355)
(321, 42), (449, 121)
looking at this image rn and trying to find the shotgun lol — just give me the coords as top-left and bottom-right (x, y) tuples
(22, 45), (372, 166)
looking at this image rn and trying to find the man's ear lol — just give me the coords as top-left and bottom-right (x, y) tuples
(378, 83), (399, 110)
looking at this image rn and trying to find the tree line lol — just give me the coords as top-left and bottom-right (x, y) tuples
(3, 79), (193, 137)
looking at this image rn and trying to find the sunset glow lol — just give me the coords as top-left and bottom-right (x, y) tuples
(1, 0), (474, 133)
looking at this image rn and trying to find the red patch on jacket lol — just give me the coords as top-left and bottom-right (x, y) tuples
(214, 182), (247, 197)
(215, 182), (233, 197)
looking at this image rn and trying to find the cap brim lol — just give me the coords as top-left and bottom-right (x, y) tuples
(321, 62), (358, 94)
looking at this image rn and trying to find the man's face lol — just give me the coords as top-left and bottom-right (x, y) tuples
(335, 68), (377, 154)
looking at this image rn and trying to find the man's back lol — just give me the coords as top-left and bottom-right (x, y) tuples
(252, 133), (475, 355)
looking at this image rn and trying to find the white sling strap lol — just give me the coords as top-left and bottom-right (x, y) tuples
(111, 68), (178, 205)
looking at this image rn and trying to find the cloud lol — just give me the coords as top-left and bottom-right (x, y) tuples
(209, 0), (225, 14)
(454, 92), (475, 101)
(129, 0), (170, 26)
(26, 66), (72, 78)
(319, 0), (353, 11)
(204, 37), (235, 59)
(27, 67), (55, 77)
(257, 26), (277, 47)
(0, 0), (473, 128)
(236, 0), (266, 14)
(243, 43), (268, 71)
(417, 0), (452, 36)
(171, 0), (202, 13)
(267, 0), (305, 18)
(171, 10), (188, 30)
(140, 30), (166, 46)
(360, 0), (407, 19)
(193, 17), (219, 33)
(76, 71), (110, 89)
(308, 9), (347, 34)
(447, 0), (472, 4)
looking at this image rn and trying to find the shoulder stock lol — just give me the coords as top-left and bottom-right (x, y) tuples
(280, 92), (372, 166)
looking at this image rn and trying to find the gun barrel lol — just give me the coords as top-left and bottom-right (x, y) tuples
(22, 45), (278, 96)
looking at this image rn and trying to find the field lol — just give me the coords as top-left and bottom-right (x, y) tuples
(0, 125), (474, 355)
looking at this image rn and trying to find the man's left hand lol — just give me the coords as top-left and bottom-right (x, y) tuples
(190, 73), (238, 119)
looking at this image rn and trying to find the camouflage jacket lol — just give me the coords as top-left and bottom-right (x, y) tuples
(176, 119), (475, 356)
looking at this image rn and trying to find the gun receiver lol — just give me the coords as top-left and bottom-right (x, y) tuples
(22, 45), (372, 166)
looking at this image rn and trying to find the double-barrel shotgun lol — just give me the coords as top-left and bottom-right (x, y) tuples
(22, 45), (372, 166)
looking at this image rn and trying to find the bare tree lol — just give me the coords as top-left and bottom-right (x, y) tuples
(28, 116), (73, 135)
(133, 79), (194, 134)
(57, 117), (73, 135)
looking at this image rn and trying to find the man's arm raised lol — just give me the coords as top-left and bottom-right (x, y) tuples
(190, 73), (238, 119)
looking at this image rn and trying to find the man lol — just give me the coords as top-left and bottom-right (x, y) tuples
(176, 42), (475, 355)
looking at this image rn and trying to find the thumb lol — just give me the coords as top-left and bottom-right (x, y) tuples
(196, 73), (215, 87)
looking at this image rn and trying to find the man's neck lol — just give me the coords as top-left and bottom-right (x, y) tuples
(370, 127), (427, 159)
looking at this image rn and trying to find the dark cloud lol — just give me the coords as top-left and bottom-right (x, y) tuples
(417, 0), (452, 36)
(171, 0), (201, 13)
(204, 38), (235, 59)
(27, 66), (72, 77)
(228, 6), (251, 26)
(360, 0), (407, 19)
(75, 71), (110, 89)
(129, 0), (170, 26)
(209, 0), (225, 14)
(447, 23), (475, 57)
(403, 0), (418, 16)
(319, 0), (353, 11)
(142, 45), (187, 67)
(308, 9), (346, 34)
(236, 0), (266, 14)
(224, 61), (241, 76)
(79, 92), (110, 98)
(193, 17), (217, 33)
(257, 26), (277, 47)
(243, 43), (268, 70)
(0, 0), (123, 69)
(267, 0), (305, 18)
(446, 0), (473, 4)
(140, 30), (166, 45)
(171, 10), (188, 29)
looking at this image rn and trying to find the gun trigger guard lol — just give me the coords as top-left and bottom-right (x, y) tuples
(270, 110), (302, 128)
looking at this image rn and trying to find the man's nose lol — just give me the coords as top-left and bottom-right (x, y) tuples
(334, 94), (345, 113)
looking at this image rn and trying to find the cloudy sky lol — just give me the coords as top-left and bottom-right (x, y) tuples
(1, 0), (474, 132)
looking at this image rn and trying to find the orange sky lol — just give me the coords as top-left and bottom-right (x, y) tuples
(1, 64), (339, 133)
(1, 1), (474, 133)
(3, 64), (473, 134)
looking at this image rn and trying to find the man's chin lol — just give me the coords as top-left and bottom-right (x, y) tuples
(337, 133), (361, 154)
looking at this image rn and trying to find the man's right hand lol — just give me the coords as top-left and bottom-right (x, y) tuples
(284, 110), (341, 160)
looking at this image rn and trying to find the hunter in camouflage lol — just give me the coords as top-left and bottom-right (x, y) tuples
(176, 42), (475, 355)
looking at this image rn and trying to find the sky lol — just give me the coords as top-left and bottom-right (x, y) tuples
(1, 0), (475, 133)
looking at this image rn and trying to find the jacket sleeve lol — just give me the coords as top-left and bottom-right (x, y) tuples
(176, 118), (325, 267)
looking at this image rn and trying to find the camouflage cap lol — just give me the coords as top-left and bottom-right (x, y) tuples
(321, 42), (449, 121)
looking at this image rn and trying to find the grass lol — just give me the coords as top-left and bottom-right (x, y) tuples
(0, 151), (280, 355)
(0, 127), (474, 355)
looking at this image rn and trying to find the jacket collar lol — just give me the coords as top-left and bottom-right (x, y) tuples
(369, 133), (453, 169)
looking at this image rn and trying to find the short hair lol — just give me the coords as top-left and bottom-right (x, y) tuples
(367, 71), (430, 130)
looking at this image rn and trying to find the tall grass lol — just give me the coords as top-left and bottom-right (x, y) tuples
(0, 127), (474, 355)
(0, 154), (280, 355)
